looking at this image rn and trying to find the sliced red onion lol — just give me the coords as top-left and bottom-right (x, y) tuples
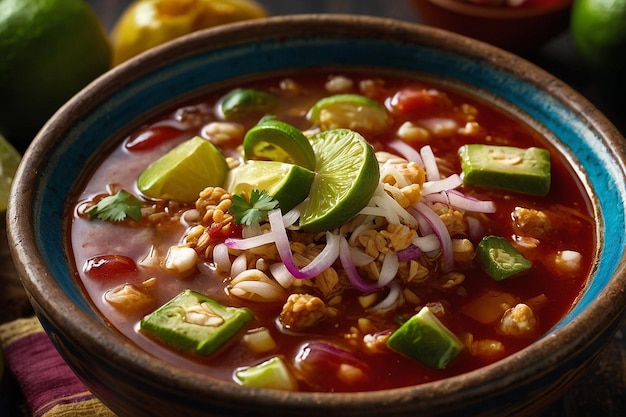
(412, 234), (441, 253)
(420, 145), (440, 181)
(366, 282), (401, 312)
(360, 184), (417, 227)
(226, 208), (301, 250)
(225, 232), (275, 250)
(412, 202), (454, 272)
(397, 244), (422, 262)
(348, 222), (378, 245)
(339, 236), (381, 293)
(446, 190), (496, 213)
(466, 216), (485, 242)
(349, 247), (375, 267)
(421, 174), (463, 195)
(414, 209), (433, 235)
(269, 262), (295, 289)
(386, 139), (424, 167)
(422, 189), (496, 214)
(281, 206), (301, 228)
(378, 253), (399, 287)
(269, 209), (340, 279)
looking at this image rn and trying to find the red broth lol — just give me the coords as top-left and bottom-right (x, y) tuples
(68, 71), (594, 392)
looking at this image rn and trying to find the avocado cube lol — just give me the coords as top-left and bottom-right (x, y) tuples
(459, 144), (551, 195)
(234, 356), (299, 391)
(387, 306), (464, 369)
(140, 289), (254, 356)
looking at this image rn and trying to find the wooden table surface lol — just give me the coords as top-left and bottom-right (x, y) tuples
(1, 1), (625, 416)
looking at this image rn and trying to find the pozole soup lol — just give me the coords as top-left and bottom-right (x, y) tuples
(69, 70), (594, 392)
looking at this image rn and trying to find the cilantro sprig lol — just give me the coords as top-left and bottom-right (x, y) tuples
(230, 189), (279, 225)
(86, 190), (143, 222)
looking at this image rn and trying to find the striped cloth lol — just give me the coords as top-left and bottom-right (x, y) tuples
(0, 316), (115, 417)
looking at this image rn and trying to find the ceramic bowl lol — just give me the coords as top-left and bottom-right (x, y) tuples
(7, 14), (626, 417)
(411, 0), (573, 51)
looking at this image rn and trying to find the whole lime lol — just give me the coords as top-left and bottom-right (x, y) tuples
(571, 0), (626, 77)
(0, 0), (111, 151)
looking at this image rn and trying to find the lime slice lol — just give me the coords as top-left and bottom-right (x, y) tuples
(243, 119), (316, 170)
(0, 134), (21, 212)
(225, 160), (315, 212)
(299, 129), (379, 232)
(137, 136), (228, 202)
(307, 94), (392, 134)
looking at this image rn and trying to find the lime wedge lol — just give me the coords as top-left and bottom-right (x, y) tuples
(243, 119), (316, 170)
(0, 134), (21, 212)
(225, 160), (315, 212)
(307, 94), (392, 134)
(137, 136), (228, 202)
(299, 129), (379, 232)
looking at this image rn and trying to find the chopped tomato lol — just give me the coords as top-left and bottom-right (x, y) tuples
(125, 125), (183, 151)
(388, 88), (451, 117)
(84, 255), (138, 279)
(208, 221), (243, 240)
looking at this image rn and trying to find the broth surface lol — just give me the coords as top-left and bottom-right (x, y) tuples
(68, 70), (594, 392)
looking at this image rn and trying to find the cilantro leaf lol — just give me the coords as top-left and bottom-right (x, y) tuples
(230, 189), (279, 225)
(86, 190), (143, 222)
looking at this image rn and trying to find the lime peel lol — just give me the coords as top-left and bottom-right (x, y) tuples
(243, 119), (316, 170)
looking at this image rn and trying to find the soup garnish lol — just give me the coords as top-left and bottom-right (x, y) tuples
(69, 71), (594, 392)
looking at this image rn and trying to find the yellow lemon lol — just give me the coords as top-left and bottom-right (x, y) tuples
(111, 0), (267, 65)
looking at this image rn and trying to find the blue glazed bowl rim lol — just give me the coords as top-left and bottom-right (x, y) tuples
(8, 14), (626, 413)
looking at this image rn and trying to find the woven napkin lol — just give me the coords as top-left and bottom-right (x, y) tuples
(0, 316), (115, 417)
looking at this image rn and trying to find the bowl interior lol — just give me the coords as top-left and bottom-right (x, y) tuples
(9, 14), (626, 414)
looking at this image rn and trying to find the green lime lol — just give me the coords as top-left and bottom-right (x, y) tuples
(0, 0), (111, 151)
(571, 0), (626, 75)
(307, 94), (392, 135)
(0, 134), (21, 212)
(243, 119), (316, 170)
(138, 136), (229, 202)
(225, 160), (315, 212)
(219, 88), (277, 120)
(299, 129), (379, 232)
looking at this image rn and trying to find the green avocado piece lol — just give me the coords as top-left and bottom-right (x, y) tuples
(387, 306), (464, 369)
(140, 289), (254, 356)
(477, 235), (532, 281)
(234, 356), (299, 391)
(458, 144), (551, 195)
